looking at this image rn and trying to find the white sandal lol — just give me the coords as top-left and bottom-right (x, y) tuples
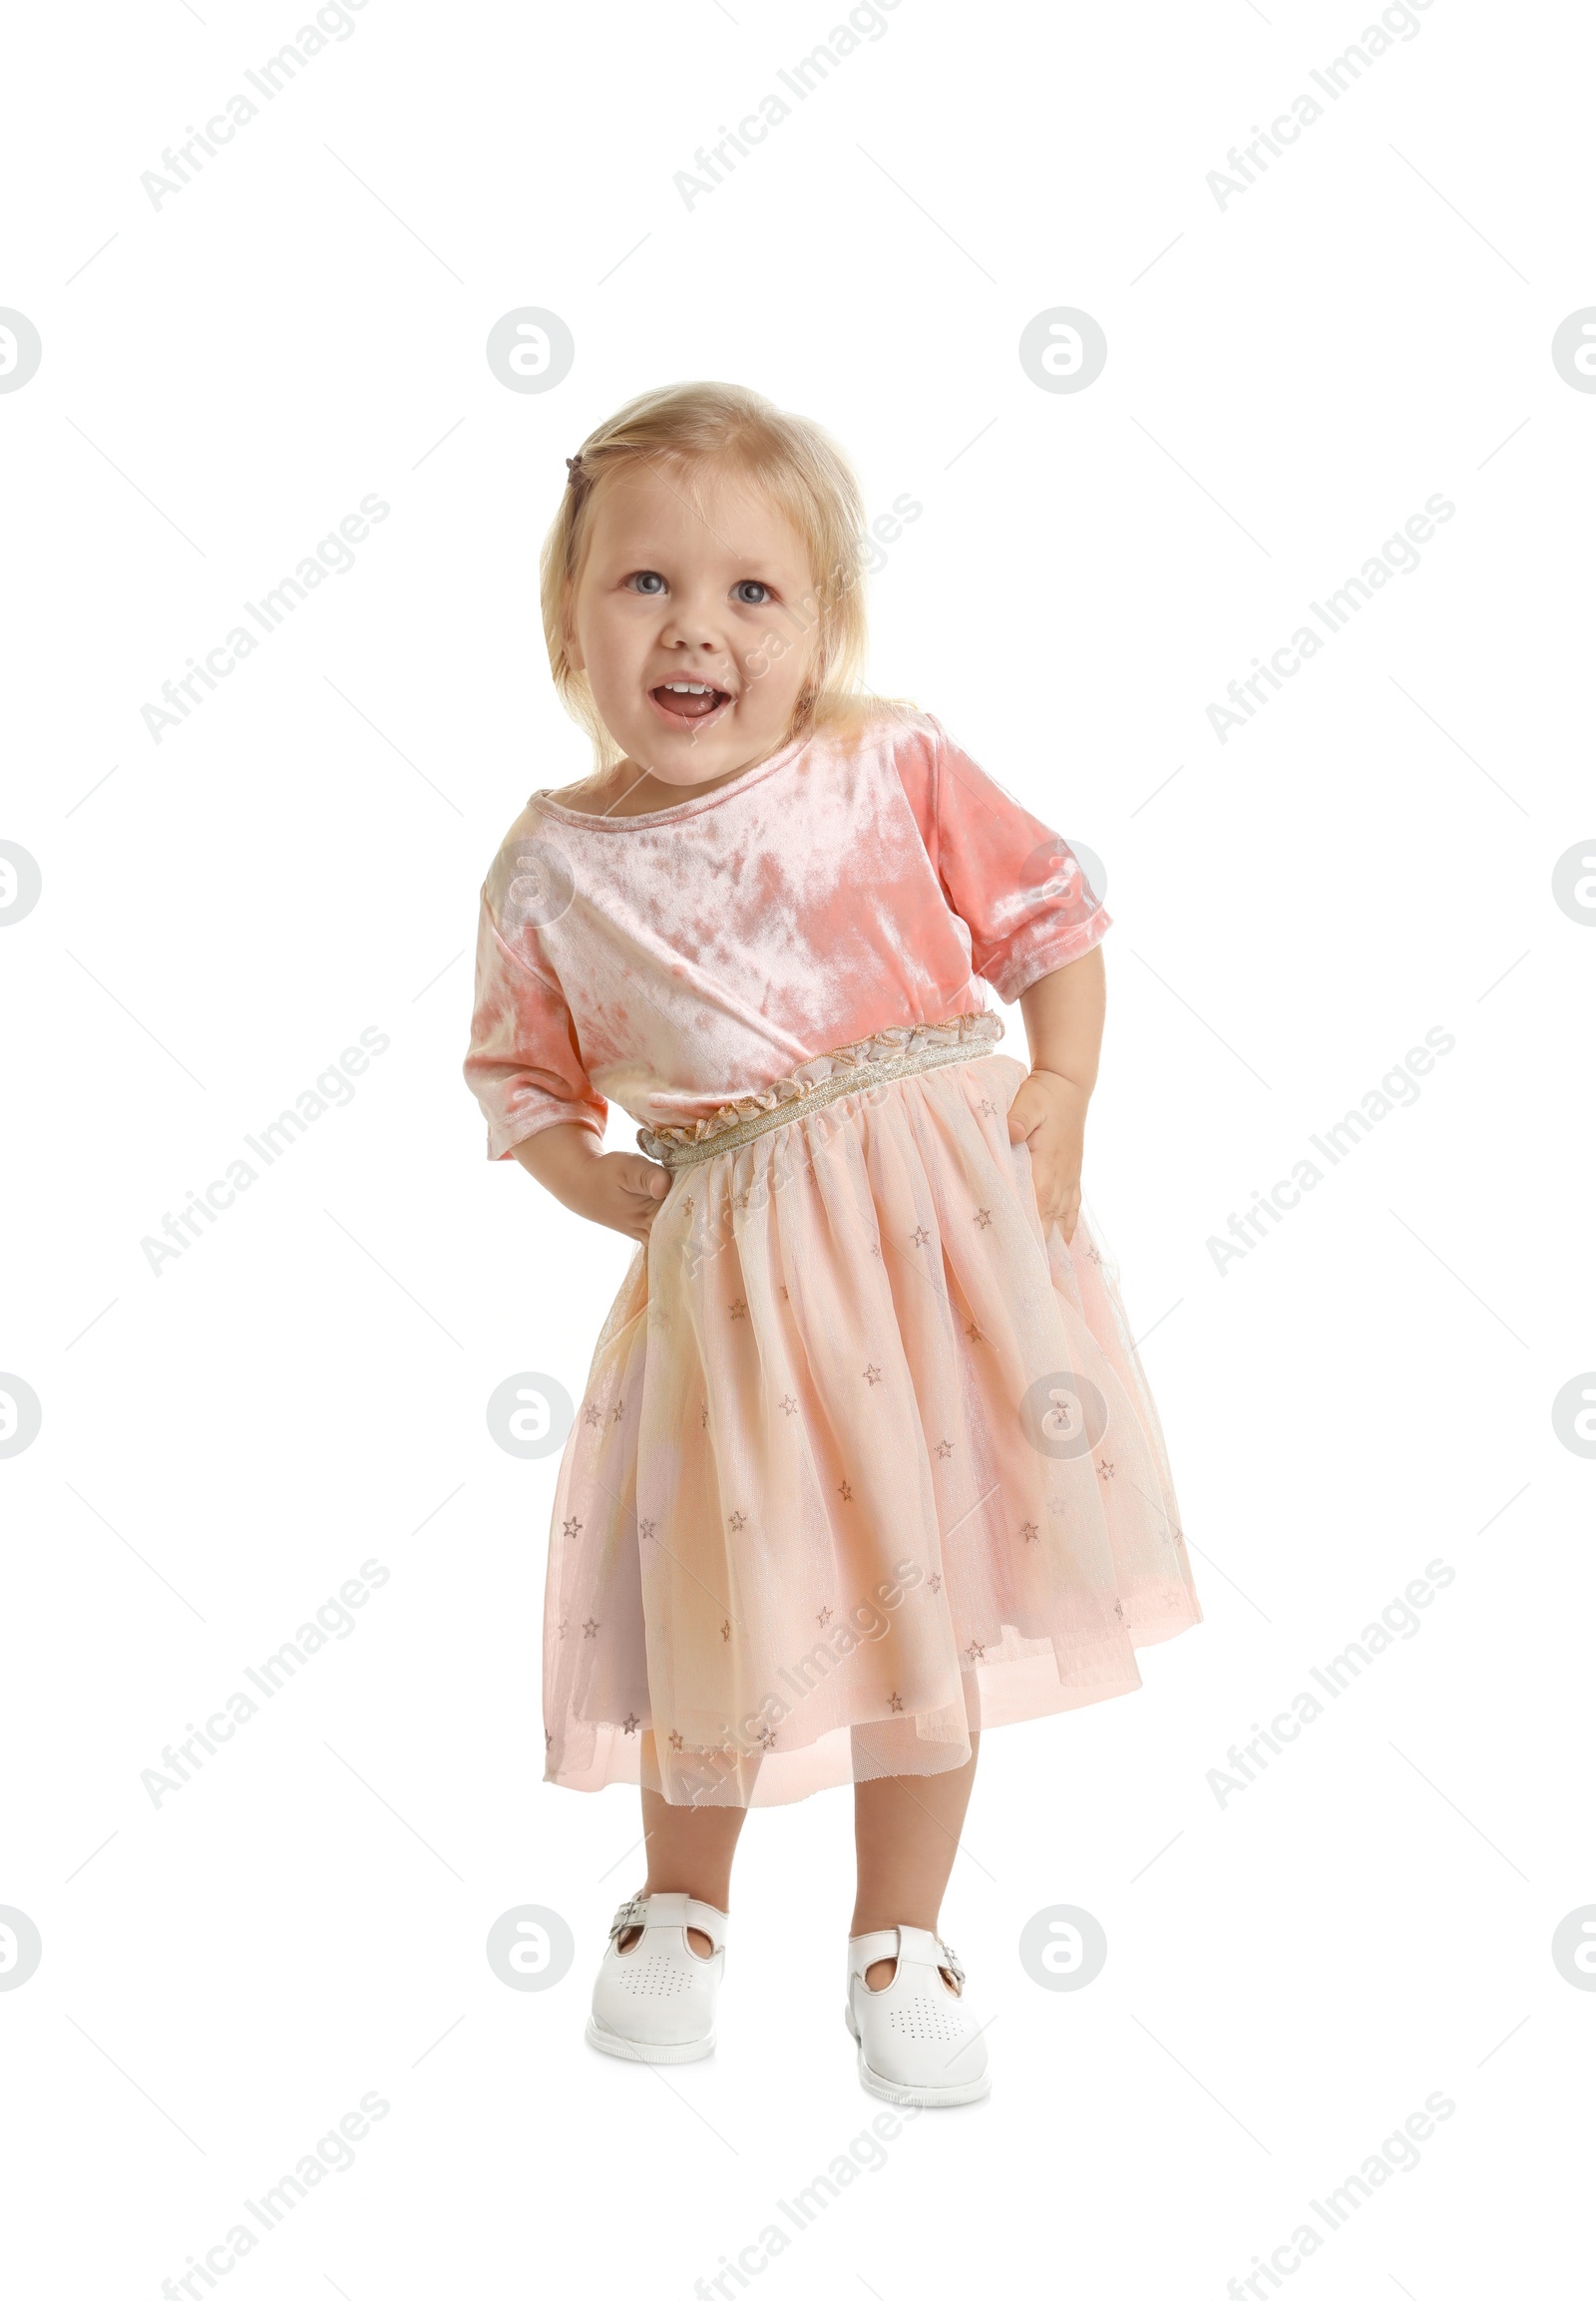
(845, 1926), (992, 2107)
(586, 1891), (727, 2064)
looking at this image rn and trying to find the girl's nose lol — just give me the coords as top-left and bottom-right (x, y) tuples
(657, 616), (732, 672)
(658, 607), (724, 650)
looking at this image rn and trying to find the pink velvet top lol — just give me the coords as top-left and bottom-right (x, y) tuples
(463, 708), (1110, 1157)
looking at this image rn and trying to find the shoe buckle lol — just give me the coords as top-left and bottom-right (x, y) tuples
(936, 1936), (965, 1986)
(608, 1893), (648, 1942)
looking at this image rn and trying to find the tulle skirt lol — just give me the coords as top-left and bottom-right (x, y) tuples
(542, 1015), (1201, 1806)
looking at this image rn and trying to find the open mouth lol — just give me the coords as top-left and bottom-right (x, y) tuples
(647, 681), (734, 731)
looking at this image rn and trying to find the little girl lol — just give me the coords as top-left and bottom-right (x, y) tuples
(463, 381), (1201, 2107)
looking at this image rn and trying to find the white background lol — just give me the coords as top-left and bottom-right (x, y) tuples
(3, 0), (1592, 2294)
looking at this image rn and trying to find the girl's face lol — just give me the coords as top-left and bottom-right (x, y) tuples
(567, 459), (822, 793)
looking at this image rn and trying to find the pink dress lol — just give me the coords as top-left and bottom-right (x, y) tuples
(463, 707), (1201, 1806)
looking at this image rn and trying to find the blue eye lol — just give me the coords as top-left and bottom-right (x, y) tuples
(734, 579), (772, 605)
(628, 571), (666, 594)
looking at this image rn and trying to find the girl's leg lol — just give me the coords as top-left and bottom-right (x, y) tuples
(850, 1735), (980, 1988)
(627, 1785), (748, 1957)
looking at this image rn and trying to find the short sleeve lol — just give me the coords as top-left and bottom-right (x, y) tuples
(896, 717), (1111, 1003)
(462, 889), (607, 1160)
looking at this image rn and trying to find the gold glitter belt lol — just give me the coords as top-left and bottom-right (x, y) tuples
(635, 1010), (1005, 1170)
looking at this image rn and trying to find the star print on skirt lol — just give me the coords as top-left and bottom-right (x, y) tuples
(540, 1018), (1201, 1806)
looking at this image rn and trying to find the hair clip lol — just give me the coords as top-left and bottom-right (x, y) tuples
(565, 453), (586, 484)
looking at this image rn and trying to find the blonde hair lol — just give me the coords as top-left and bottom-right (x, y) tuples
(539, 380), (912, 772)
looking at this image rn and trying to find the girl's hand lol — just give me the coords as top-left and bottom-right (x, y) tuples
(562, 1151), (673, 1243)
(511, 1127), (671, 1243)
(1007, 1069), (1088, 1245)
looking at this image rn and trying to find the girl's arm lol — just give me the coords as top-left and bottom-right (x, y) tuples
(510, 1124), (670, 1244)
(1008, 944), (1105, 1246)
(464, 883), (669, 1243)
